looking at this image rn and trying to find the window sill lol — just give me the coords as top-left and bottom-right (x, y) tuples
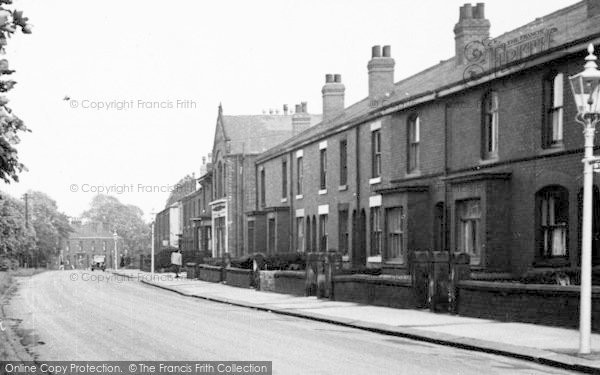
(367, 255), (382, 263)
(338, 184), (348, 191)
(479, 156), (498, 165)
(369, 177), (381, 185)
(405, 170), (421, 178)
(281, 198), (288, 203)
(319, 189), (327, 195)
(296, 194), (303, 200)
(383, 259), (406, 266)
(539, 143), (565, 155)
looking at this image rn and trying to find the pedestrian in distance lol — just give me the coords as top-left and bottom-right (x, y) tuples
(171, 249), (182, 278)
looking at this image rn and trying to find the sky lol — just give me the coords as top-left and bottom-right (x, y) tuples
(1, 0), (577, 222)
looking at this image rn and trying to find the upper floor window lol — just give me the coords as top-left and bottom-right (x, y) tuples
(536, 185), (568, 259)
(482, 91), (499, 159)
(260, 169), (266, 209)
(407, 115), (420, 173)
(281, 159), (288, 199)
(543, 72), (564, 148)
(340, 139), (348, 186)
(372, 130), (382, 178)
(320, 149), (327, 190)
(297, 156), (303, 195)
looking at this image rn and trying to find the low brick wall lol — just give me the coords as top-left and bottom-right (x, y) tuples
(198, 264), (223, 283)
(274, 271), (305, 296)
(259, 271), (306, 296)
(332, 274), (417, 309)
(457, 281), (600, 330)
(225, 267), (253, 288)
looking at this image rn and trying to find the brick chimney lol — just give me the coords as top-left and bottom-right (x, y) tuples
(322, 74), (345, 122)
(292, 102), (311, 135)
(368, 45), (395, 100)
(454, 3), (490, 65)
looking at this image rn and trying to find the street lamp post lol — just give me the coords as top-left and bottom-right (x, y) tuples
(569, 43), (600, 355)
(113, 231), (118, 271)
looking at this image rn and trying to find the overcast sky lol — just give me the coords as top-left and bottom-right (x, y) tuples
(1, 0), (577, 221)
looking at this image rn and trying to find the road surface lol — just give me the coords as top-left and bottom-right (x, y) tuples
(2, 271), (580, 374)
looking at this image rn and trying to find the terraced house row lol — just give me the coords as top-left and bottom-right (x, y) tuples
(165, 0), (600, 280)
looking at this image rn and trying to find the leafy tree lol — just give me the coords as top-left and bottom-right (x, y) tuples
(82, 195), (150, 259)
(27, 191), (72, 260)
(0, 190), (34, 257)
(165, 174), (196, 207)
(0, 1), (32, 183)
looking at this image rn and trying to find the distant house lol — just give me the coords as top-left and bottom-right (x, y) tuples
(61, 219), (123, 269)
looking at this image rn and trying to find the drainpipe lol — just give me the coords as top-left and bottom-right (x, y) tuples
(355, 125), (361, 266)
(289, 152), (294, 253)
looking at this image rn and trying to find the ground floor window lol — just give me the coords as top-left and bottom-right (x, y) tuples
(268, 218), (276, 254)
(536, 186), (568, 258)
(247, 220), (255, 254)
(338, 210), (349, 256)
(296, 217), (305, 252)
(385, 207), (404, 262)
(370, 207), (382, 256)
(319, 214), (328, 252)
(457, 199), (481, 262)
(215, 217), (226, 257)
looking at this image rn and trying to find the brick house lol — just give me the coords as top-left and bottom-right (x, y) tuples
(210, 104), (321, 258)
(180, 159), (213, 254)
(62, 219), (124, 269)
(253, 0), (600, 277)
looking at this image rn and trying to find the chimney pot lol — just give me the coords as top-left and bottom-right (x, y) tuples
(325, 74), (334, 83)
(295, 104), (301, 113)
(372, 45), (381, 58)
(283, 104), (288, 115)
(463, 4), (473, 19)
(301, 102), (307, 113)
(474, 3), (484, 18)
(334, 74), (342, 83)
(382, 45), (391, 57)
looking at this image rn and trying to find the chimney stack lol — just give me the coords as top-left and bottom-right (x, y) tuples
(454, 3), (490, 65)
(368, 45), (395, 100)
(322, 73), (345, 122)
(292, 102), (311, 135)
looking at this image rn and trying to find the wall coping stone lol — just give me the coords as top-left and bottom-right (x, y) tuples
(334, 274), (412, 286)
(458, 280), (600, 296)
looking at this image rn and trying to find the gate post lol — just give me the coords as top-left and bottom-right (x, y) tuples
(410, 251), (431, 308)
(431, 251), (450, 312)
(449, 252), (471, 313)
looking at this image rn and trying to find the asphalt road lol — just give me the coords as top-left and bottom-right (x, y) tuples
(3, 271), (580, 374)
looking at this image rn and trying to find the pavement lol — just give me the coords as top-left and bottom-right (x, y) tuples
(113, 268), (600, 374)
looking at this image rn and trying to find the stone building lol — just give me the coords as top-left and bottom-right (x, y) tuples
(62, 219), (124, 269)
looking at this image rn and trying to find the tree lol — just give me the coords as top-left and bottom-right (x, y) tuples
(82, 195), (151, 259)
(165, 174), (196, 207)
(0, 190), (34, 258)
(0, 1), (31, 183)
(27, 191), (72, 263)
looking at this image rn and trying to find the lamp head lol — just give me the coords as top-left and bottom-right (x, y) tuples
(569, 44), (600, 118)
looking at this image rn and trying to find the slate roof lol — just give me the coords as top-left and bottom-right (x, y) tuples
(221, 114), (322, 155)
(257, 0), (596, 162)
